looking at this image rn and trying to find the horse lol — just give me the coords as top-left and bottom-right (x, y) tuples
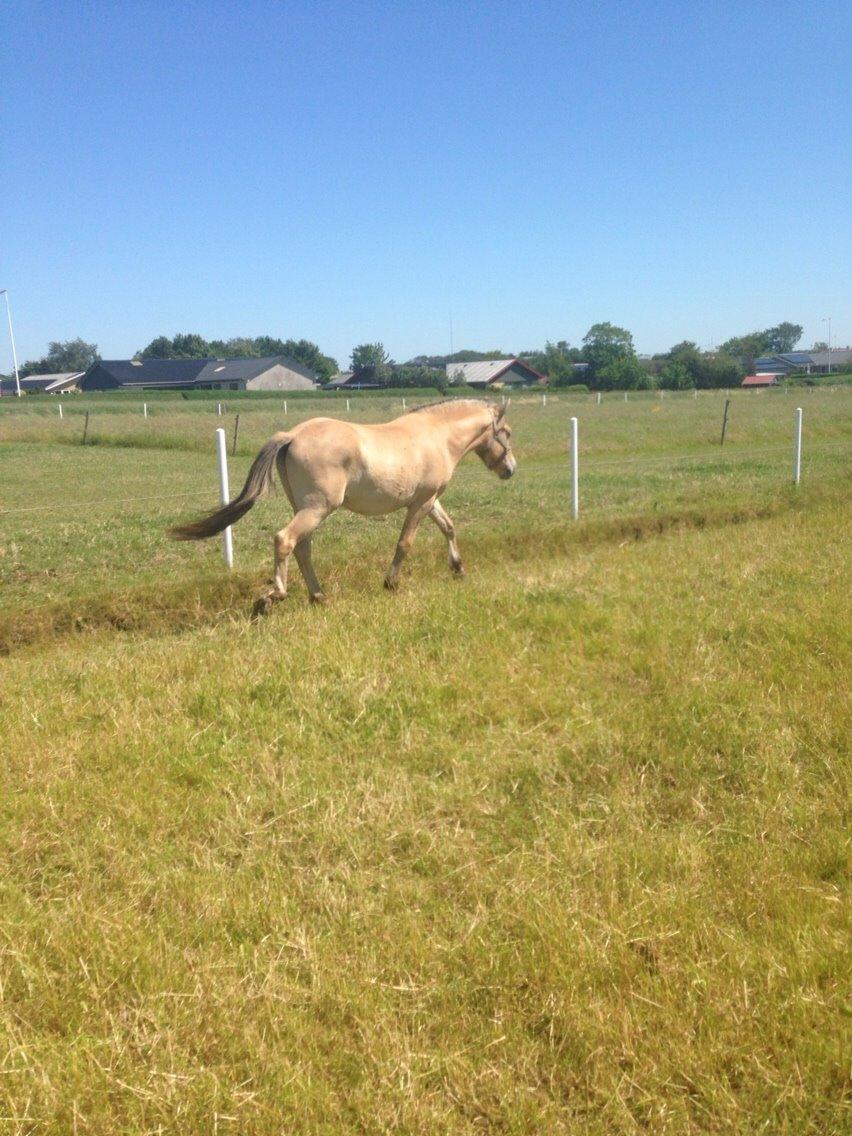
(169, 398), (516, 612)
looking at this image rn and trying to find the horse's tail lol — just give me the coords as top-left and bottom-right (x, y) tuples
(169, 432), (291, 541)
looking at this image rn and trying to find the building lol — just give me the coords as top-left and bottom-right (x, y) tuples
(80, 356), (318, 392)
(754, 349), (852, 376)
(754, 353), (812, 375)
(742, 373), (781, 388)
(0, 371), (84, 396)
(808, 348), (852, 375)
(445, 358), (544, 388)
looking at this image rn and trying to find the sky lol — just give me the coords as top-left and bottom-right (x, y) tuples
(1, 0), (850, 372)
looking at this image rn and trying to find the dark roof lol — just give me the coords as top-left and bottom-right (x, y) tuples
(196, 357), (314, 384)
(80, 356), (315, 390)
(82, 358), (212, 388)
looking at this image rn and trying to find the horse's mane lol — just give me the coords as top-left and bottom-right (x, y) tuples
(402, 397), (496, 417)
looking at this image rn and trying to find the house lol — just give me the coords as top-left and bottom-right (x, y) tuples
(0, 371), (84, 396)
(742, 373), (781, 388)
(808, 348), (852, 374)
(754, 353), (811, 375)
(80, 356), (318, 392)
(445, 358), (544, 388)
(326, 369), (385, 390)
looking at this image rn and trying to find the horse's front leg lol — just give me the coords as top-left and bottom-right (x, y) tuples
(429, 499), (464, 577)
(384, 498), (436, 591)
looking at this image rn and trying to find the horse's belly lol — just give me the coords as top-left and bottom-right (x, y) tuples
(342, 479), (408, 515)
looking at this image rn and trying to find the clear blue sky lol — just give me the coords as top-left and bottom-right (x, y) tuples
(2, 0), (850, 371)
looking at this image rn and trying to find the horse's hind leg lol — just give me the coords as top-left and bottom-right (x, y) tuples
(254, 506), (328, 615)
(429, 499), (464, 577)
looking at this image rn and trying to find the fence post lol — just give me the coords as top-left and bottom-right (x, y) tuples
(596, 391), (601, 405)
(283, 400), (287, 414)
(82, 410), (90, 445)
(215, 427), (234, 568)
(58, 402), (63, 419)
(720, 398), (731, 445)
(793, 407), (803, 485)
(346, 398), (350, 413)
(217, 402), (222, 416)
(143, 402), (148, 418)
(402, 397), (406, 410)
(570, 416), (579, 520)
(232, 413), (240, 456)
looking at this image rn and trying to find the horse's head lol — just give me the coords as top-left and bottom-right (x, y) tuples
(476, 402), (517, 480)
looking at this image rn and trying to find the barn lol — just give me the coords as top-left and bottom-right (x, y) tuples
(80, 356), (318, 392)
(446, 358), (544, 388)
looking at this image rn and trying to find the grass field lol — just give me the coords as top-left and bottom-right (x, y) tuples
(1, 389), (849, 1133)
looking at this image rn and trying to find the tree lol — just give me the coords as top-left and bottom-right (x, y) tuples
(138, 335), (176, 359)
(21, 338), (100, 376)
(764, 322), (803, 353)
(658, 360), (694, 390)
(694, 353), (744, 389)
(170, 332), (210, 358)
(351, 342), (389, 369)
(582, 323), (635, 385)
(597, 355), (653, 390)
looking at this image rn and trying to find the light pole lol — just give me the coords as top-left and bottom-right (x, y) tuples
(0, 289), (21, 397)
(822, 316), (832, 374)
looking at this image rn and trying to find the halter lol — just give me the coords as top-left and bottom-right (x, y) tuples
(482, 416), (511, 470)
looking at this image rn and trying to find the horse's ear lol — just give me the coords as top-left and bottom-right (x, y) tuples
(495, 401), (508, 421)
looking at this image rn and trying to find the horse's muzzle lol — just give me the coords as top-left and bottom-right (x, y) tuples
(499, 465), (515, 480)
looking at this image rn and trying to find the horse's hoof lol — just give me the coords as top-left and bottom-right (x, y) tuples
(251, 593), (285, 620)
(309, 592), (328, 605)
(383, 578), (399, 592)
(452, 563), (466, 578)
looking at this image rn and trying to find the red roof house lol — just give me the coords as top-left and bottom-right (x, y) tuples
(742, 373), (781, 388)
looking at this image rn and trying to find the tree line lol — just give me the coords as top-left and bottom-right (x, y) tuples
(13, 320), (821, 391)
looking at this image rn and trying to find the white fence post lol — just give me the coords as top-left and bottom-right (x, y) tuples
(58, 403), (63, 419)
(542, 392), (547, 407)
(283, 400), (287, 414)
(143, 402), (148, 418)
(215, 427), (234, 568)
(217, 402), (222, 416)
(402, 397), (406, 410)
(570, 416), (579, 520)
(793, 407), (803, 485)
(346, 398), (350, 413)
(596, 391), (601, 405)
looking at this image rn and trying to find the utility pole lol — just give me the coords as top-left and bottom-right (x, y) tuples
(0, 289), (21, 396)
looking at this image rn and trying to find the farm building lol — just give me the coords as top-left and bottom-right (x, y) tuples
(742, 373), (781, 388)
(446, 358), (544, 388)
(80, 356), (318, 392)
(754, 353), (812, 375)
(808, 348), (852, 374)
(0, 371), (84, 396)
(326, 369), (385, 390)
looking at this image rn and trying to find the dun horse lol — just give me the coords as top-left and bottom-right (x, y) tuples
(170, 399), (516, 612)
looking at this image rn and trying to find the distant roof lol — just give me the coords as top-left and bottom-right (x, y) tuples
(86, 358), (212, 387)
(808, 348), (852, 367)
(445, 358), (543, 385)
(82, 356), (315, 388)
(0, 370), (84, 394)
(742, 374), (779, 386)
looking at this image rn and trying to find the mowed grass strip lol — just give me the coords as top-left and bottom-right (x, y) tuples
(1, 389), (850, 651)
(0, 500), (848, 1133)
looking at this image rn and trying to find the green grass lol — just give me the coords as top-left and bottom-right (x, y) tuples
(0, 391), (849, 1132)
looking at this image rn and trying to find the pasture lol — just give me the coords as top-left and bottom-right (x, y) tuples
(1, 388), (849, 1133)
